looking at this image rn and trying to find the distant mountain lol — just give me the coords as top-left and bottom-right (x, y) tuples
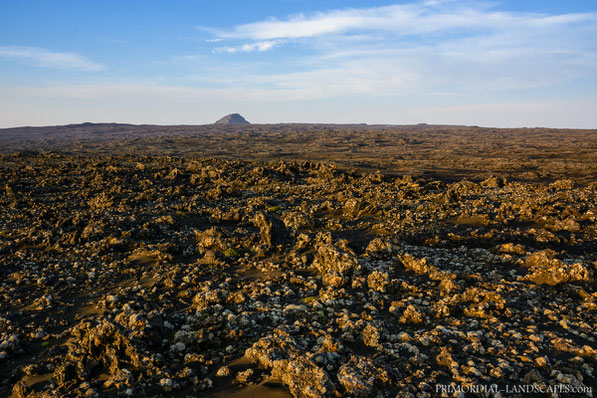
(214, 113), (250, 125)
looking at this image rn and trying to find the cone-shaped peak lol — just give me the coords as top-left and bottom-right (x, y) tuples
(214, 113), (250, 124)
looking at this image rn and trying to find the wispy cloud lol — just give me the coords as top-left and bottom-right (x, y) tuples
(172, 54), (205, 63)
(219, 3), (596, 40)
(0, 46), (104, 71)
(201, 1), (597, 99)
(213, 40), (283, 53)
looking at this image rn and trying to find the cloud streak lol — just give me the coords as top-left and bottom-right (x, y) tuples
(213, 40), (283, 53)
(201, 1), (597, 100)
(0, 46), (104, 71)
(219, 3), (596, 40)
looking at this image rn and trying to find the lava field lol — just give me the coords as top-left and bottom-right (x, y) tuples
(0, 125), (596, 397)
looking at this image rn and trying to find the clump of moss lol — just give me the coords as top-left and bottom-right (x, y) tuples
(300, 296), (318, 304)
(224, 248), (239, 257)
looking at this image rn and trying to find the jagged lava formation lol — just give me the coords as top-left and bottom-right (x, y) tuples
(0, 153), (595, 397)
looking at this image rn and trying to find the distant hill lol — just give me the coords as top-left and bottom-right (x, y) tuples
(214, 113), (250, 125)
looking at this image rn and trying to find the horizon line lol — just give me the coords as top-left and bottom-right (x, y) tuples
(1, 120), (596, 131)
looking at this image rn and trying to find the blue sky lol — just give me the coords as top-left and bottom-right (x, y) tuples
(1, 0), (596, 128)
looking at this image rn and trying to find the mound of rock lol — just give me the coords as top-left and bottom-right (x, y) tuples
(521, 250), (594, 285)
(312, 241), (360, 287)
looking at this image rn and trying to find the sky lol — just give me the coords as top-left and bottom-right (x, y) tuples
(1, 0), (596, 128)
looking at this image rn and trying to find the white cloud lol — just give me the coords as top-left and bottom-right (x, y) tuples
(219, 3), (596, 40)
(172, 54), (205, 63)
(201, 1), (597, 99)
(213, 40), (283, 53)
(0, 46), (104, 71)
